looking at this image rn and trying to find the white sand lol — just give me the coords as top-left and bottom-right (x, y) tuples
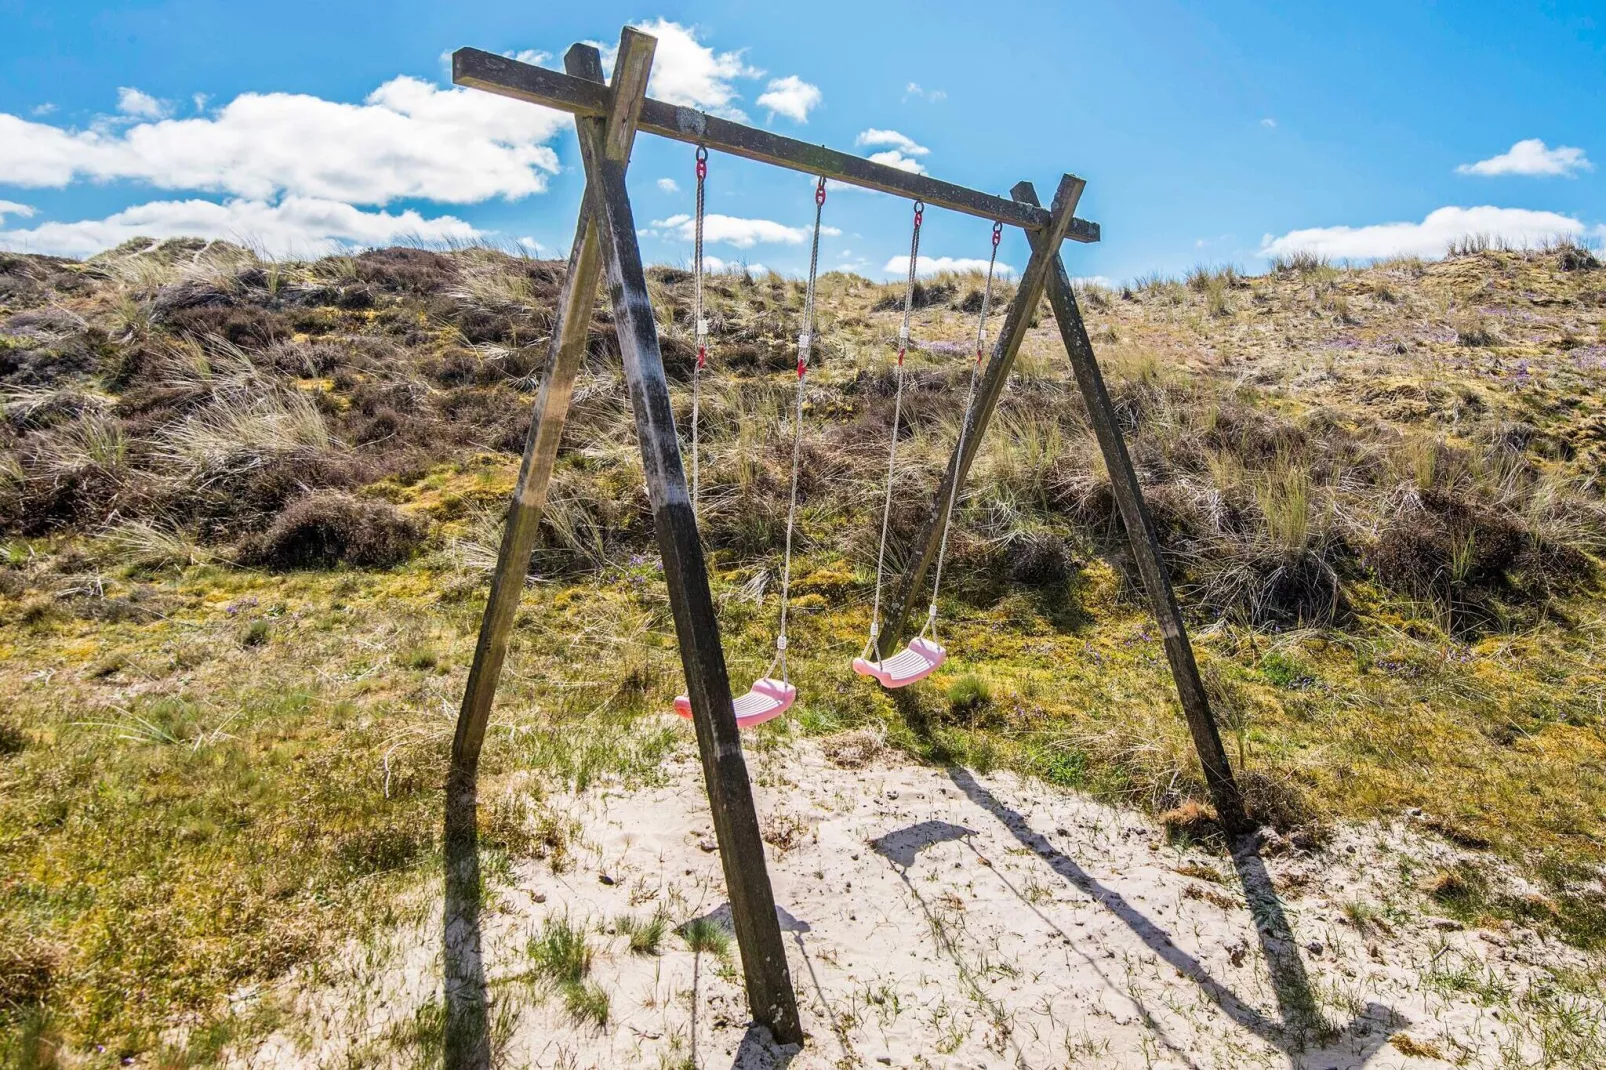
(238, 730), (1601, 1068)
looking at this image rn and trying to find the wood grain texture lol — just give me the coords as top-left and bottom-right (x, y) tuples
(565, 41), (805, 1044)
(452, 46), (1098, 243)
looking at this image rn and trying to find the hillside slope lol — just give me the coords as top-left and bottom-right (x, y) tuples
(1, 238), (1603, 1064)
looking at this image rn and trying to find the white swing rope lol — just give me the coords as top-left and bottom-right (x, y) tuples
(920, 221), (1004, 643)
(690, 145), (708, 516)
(863, 201), (925, 663)
(768, 176), (829, 684)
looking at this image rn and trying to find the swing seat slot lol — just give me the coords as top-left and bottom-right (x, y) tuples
(674, 677), (796, 729)
(853, 637), (946, 689)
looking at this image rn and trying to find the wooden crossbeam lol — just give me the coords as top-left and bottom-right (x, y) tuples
(874, 176), (1083, 659)
(452, 47), (1100, 243)
(564, 33), (805, 1043)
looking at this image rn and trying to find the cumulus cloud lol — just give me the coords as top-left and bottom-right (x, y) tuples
(1457, 138), (1593, 178)
(903, 82), (946, 103)
(0, 197), (479, 259)
(756, 75), (821, 123)
(699, 254), (767, 274)
(855, 130), (929, 174)
(867, 150), (927, 175)
(1258, 205), (1602, 261)
(650, 212), (839, 248)
(0, 201), (35, 225)
(883, 254), (1018, 278)
(856, 129), (928, 156)
(657, 177), (680, 193)
(598, 19), (762, 121)
(0, 75), (566, 203)
(117, 87), (170, 119)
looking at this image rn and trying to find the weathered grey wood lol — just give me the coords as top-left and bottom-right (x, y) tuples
(452, 46), (1099, 244)
(566, 39), (805, 1043)
(875, 176), (1084, 659)
(443, 34), (654, 1070)
(1021, 187), (1249, 833)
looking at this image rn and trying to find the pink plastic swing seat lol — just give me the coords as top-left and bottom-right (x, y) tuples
(674, 677), (796, 729)
(853, 636), (946, 689)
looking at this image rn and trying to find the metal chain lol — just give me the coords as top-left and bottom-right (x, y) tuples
(770, 176), (827, 683)
(865, 200), (924, 659)
(690, 146), (708, 516)
(924, 221), (1003, 640)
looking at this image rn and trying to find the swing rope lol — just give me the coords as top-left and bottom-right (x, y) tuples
(863, 200), (924, 662)
(921, 221), (1003, 642)
(690, 145), (708, 515)
(768, 176), (828, 684)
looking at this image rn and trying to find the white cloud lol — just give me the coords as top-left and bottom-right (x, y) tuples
(867, 150), (927, 175)
(756, 75), (821, 123)
(1072, 275), (1115, 289)
(1260, 117), (1277, 128)
(650, 212), (839, 248)
(599, 19), (762, 121)
(516, 235), (546, 255)
(657, 177), (680, 193)
(117, 87), (170, 119)
(507, 49), (551, 66)
(1259, 205), (1602, 261)
(0, 196), (479, 259)
(31, 103), (55, 116)
(1457, 138), (1593, 178)
(883, 254), (1018, 278)
(0, 75), (566, 204)
(903, 82), (946, 103)
(856, 128), (929, 156)
(0, 201), (35, 225)
(699, 254), (766, 274)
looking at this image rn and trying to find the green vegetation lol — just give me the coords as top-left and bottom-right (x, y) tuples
(1, 236), (1604, 1061)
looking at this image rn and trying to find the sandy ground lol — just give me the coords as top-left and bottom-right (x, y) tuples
(238, 730), (1601, 1069)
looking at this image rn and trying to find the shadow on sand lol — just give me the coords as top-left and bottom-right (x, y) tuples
(937, 766), (1403, 1067)
(442, 772), (490, 1070)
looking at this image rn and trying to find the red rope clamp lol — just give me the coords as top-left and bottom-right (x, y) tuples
(992, 221), (1003, 247)
(697, 345), (707, 369)
(912, 200), (924, 229)
(815, 176), (827, 205)
(695, 144), (707, 179)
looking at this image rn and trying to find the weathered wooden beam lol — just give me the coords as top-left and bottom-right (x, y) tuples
(1021, 187), (1249, 833)
(874, 176), (1084, 659)
(453, 46), (1099, 243)
(443, 32), (656, 1070)
(566, 36), (805, 1044)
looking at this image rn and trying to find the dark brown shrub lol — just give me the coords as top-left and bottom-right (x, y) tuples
(354, 247), (458, 294)
(239, 493), (426, 570)
(162, 302), (288, 346)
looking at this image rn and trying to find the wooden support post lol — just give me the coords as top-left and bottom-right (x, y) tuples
(566, 34), (804, 1043)
(443, 31), (661, 1070)
(1020, 187), (1249, 833)
(875, 176), (1084, 659)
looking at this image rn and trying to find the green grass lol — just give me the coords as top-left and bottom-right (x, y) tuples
(527, 915), (609, 1027)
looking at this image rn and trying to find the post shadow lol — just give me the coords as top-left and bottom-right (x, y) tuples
(442, 772), (490, 1069)
(870, 820), (1205, 1070)
(944, 766), (1401, 1066)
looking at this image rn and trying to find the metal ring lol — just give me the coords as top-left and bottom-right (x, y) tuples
(695, 144), (708, 162)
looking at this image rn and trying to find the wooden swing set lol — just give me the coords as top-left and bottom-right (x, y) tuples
(444, 25), (1248, 1053)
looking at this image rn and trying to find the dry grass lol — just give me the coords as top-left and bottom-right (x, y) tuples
(2, 238), (1605, 1061)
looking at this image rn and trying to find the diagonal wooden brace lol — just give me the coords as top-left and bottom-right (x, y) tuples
(875, 176), (1083, 659)
(1018, 187), (1249, 833)
(565, 34), (804, 1044)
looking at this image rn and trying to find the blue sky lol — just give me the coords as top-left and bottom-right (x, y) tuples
(0, 0), (1601, 282)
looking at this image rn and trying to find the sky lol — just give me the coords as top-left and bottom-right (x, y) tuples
(0, 0), (1601, 283)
